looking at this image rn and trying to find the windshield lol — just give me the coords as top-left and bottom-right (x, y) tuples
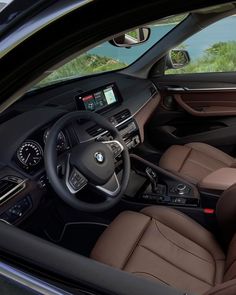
(33, 14), (187, 89)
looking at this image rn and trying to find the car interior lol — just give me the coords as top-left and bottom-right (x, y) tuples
(2, 1), (236, 294)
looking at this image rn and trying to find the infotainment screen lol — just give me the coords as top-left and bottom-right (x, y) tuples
(75, 83), (122, 112)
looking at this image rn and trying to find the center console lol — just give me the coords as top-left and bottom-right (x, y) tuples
(121, 154), (223, 232)
(125, 154), (200, 207)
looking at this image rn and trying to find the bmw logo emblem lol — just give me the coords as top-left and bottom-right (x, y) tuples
(94, 152), (104, 164)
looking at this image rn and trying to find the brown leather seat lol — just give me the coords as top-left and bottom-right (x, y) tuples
(159, 142), (236, 184)
(91, 185), (236, 295)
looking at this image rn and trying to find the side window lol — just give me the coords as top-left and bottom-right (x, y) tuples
(166, 15), (236, 74)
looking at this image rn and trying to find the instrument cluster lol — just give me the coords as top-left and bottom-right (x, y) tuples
(15, 128), (68, 173)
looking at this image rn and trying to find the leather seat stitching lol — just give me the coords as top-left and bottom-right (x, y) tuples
(187, 145), (232, 167)
(143, 208), (215, 236)
(225, 273), (236, 281)
(230, 162), (236, 168)
(151, 209), (219, 251)
(224, 255), (236, 274)
(153, 219), (218, 286)
(178, 147), (192, 172)
(181, 172), (200, 183)
(122, 218), (151, 270)
(142, 210), (224, 285)
(140, 244), (212, 286)
(153, 220), (214, 264)
(208, 282), (236, 295)
(153, 219), (225, 288)
(131, 271), (170, 286)
(224, 259), (236, 278)
(187, 158), (215, 172)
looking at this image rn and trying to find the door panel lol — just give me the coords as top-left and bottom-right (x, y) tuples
(174, 91), (236, 117)
(149, 73), (236, 155)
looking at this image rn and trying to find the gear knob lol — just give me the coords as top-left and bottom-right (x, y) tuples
(145, 167), (159, 193)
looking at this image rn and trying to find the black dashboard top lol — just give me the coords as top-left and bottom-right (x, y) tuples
(0, 72), (157, 178)
(18, 72), (156, 112)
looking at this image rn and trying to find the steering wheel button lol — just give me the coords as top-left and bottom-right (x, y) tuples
(68, 168), (87, 190)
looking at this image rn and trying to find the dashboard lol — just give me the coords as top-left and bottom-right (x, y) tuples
(0, 72), (160, 225)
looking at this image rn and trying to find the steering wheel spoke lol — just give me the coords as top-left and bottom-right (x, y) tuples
(102, 140), (124, 158)
(96, 173), (120, 198)
(65, 154), (88, 194)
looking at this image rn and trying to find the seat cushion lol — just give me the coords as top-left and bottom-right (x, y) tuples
(91, 206), (225, 295)
(159, 142), (235, 184)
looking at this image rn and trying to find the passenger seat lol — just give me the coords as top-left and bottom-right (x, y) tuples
(159, 142), (236, 184)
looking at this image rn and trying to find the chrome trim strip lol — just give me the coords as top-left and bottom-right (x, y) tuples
(0, 262), (72, 295)
(0, 219), (11, 225)
(96, 173), (120, 197)
(167, 87), (236, 92)
(0, 179), (27, 204)
(185, 87), (236, 92)
(166, 87), (185, 92)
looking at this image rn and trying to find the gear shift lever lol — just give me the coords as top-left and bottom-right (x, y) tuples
(145, 167), (159, 193)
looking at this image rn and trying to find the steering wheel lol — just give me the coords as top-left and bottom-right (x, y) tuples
(44, 111), (130, 212)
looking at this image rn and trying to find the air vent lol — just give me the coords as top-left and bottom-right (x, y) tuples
(113, 109), (131, 124)
(86, 125), (106, 137)
(0, 178), (26, 205)
(0, 180), (16, 195)
(86, 109), (131, 137)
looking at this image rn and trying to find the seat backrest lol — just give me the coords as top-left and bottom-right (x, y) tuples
(204, 186), (236, 294)
(205, 237), (236, 295)
(224, 234), (236, 282)
(216, 184), (236, 282)
(216, 183), (236, 244)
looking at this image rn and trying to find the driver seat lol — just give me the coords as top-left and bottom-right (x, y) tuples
(91, 185), (236, 295)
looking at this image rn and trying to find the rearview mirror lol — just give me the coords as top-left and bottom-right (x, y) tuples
(167, 49), (190, 69)
(109, 27), (150, 48)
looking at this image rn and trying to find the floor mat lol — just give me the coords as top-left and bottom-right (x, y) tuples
(54, 222), (107, 257)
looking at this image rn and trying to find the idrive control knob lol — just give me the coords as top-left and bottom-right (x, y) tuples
(176, 183), (187, 195)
